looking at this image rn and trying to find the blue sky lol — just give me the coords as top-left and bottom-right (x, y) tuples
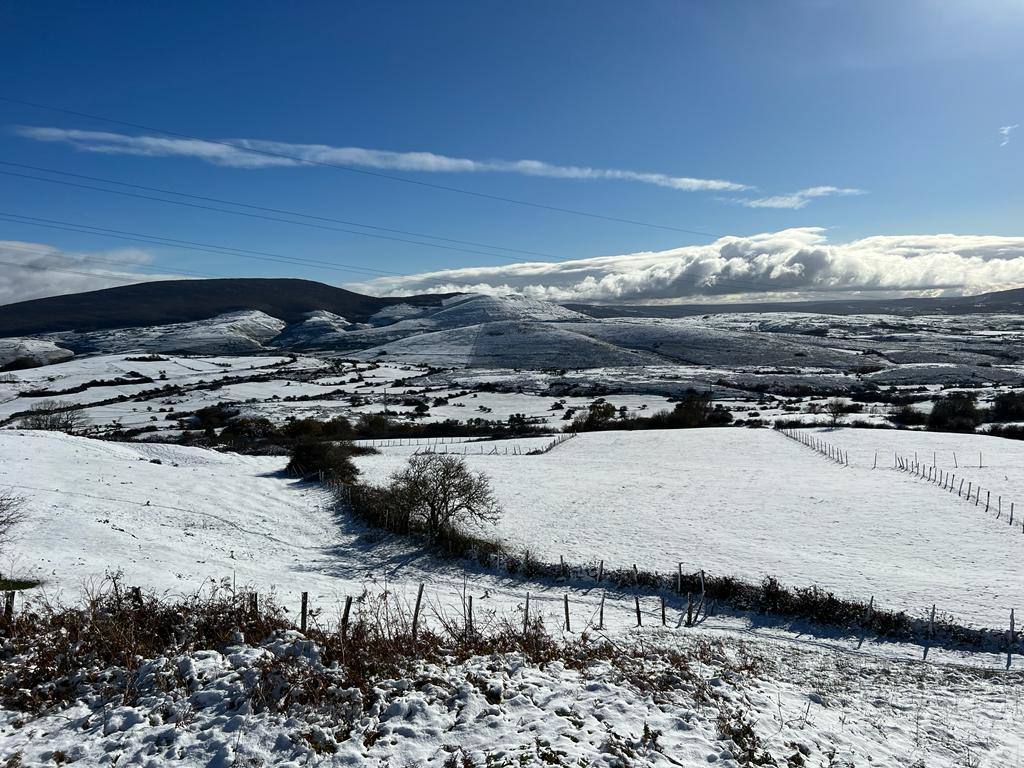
(0, 1), (1022, 303)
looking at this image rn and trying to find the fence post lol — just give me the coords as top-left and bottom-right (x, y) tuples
(634, 595), (642, 627)
(676, 563), (682, 594)
(341, 595), (352, 637)
(598, 592), (605, 630)
(523, 592), (530, 636)
(467, 595), (474, 639)
(1009, 608), (1016, 669)
(563, 594), (571, 632)
(597, 560), (604, 583)
(300, 592), (309, 633)
(412, 583), (425, 642)
(661, 596), (667, 626)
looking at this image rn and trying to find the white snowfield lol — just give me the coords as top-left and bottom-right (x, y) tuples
(2, 428), (1024, 766)
(357, 428), (1024, 629)
(5, 427), (1021, 631)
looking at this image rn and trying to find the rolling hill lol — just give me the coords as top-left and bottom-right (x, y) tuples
(0, 278), (456, 337)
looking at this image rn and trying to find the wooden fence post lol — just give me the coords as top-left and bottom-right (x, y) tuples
(676, 563), (682, 594)
(597, 560), (604, 583)
(412, 582), (424, 642)
(467, 595), (474, 639)
(634, 595), (642, 627)
(1009, 608), (1016, 669)
(598, 592), (605, 630)
(563, 594), (571, 632)
(300, 592), (309, 633)
(523, 592), (530, 636)
(341, 595), (352, 637)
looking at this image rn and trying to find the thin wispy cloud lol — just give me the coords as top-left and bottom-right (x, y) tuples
(732, 186), (866, 210)
(14, 126), (751, 193)
(999, 124), (1018, 147)
(348, 229), (1024, 303)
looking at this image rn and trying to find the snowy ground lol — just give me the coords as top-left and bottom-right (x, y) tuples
(3, 427), (1024, 766)
(357, 428), (1024, 630)
(3, 625), (1022, 768)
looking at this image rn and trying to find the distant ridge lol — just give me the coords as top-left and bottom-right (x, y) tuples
(567, 286), (1024, 318)
(0, 278), (455, 337)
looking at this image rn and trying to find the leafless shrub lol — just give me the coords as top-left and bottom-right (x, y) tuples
(0, 490), (25, 556)
(18, 400), (90, 434)
(352, 454), (501, 545)
(825, 397), (846, 427)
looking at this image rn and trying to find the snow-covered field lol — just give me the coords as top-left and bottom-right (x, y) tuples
(3, 424), (1024, 766)
(357, 428), (1024, 629)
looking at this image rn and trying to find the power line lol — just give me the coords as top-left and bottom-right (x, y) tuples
(0, 240), (222, 279)
(0, 257), (158, 286)
(0, 95), (726, 239)
(0, 160), (563, 261)
(2, 167), (783, 292)
(0, 212), (410, 279)
(0, 211), (839, 298)
(0, 168), (551, 263)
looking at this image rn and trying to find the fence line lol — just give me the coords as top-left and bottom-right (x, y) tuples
(892, 453), (1024, 535)
(776, 427), (850, 467)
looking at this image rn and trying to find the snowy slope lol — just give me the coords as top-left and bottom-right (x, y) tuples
(0, 337), (74, 369)
(48, 311), (288, 355)
(354, 320), (664, 368)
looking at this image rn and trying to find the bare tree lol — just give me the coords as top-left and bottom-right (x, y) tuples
(0, 490), (26, 556)
(19, 400), (90, 434)
(825, 397), (846, 427)
(387, 454), (500, 539)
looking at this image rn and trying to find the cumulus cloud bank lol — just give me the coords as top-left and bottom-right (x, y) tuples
(347, 229), (1024, 304)
(15, 126), (750, 193)
(0, 241), (179, 304)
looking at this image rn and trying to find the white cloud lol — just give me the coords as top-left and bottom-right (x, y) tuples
(999, 124), (1018, 147)
(0, 241), (179, 304)
(14, 126), (751, 193)
(347, 228), (1024, 304)
(733, 186), (866, 210)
